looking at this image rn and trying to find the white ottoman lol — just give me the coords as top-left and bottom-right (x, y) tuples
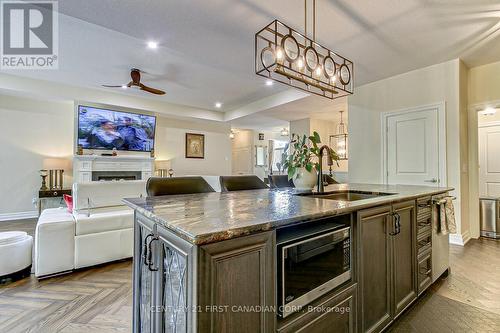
(0, 231), (33, 278)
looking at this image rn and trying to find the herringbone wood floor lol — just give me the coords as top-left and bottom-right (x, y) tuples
(1, 219), (499, 332)
(0, 219), (132, 333)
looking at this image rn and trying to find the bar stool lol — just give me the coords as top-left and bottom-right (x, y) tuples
(146, 177), (215, 196)
(268, 175), (295, 189)
(220, 175), (268, 192)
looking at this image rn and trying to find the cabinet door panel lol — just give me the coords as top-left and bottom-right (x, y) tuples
(392, 201), (417, 317)
(159, 239), (188, 332)
(198, 231), (275, 333)
(134, 218), (155, 333)
(358, 206), (392, 333)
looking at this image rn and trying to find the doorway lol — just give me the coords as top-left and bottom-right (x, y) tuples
(469, 104), (500, 239)
(478, 120), (500, 197)
(382, 103), (447, 186)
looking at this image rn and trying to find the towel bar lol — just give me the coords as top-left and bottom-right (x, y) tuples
(432, 196), (456, 204)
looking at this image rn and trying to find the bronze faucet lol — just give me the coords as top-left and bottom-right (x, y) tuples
(317, 145), (334, 193)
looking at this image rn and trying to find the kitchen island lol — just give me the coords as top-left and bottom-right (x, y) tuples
(124, 183), (453, 333)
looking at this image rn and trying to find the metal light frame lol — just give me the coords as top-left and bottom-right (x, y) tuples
(255, 18), (354, 100)
(329, 110), (348, 160)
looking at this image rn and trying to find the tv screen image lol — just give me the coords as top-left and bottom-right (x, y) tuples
(78, 105), (156, 152)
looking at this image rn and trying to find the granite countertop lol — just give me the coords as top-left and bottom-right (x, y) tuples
(123, 183), (452, 245)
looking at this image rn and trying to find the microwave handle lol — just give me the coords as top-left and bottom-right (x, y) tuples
(280, 227), (350, 249)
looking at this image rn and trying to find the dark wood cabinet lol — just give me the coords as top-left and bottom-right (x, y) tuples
(357, 205), (393, 333)
(391, 201), (417, 317)
(358, 200), (417, 332)
(132, 195), (438, 333)
(197, 231), (275, 333)
(133, 214), (195, 333)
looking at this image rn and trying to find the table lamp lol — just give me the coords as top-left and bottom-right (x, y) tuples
(155, 160), (171, 178)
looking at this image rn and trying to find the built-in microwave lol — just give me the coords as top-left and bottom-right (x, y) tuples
(277, 220), (351, 318)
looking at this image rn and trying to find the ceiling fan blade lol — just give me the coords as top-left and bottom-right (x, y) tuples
(102, 85), (124, 88)
(139, 83), (165, 95)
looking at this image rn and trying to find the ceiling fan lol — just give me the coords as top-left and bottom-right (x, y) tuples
(102, 68), (166, 95)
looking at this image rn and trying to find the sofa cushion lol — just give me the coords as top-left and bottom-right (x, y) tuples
(74, 228), (133, 269)
(35, 208), (75, 277)
(73, 180), (147, 212)
(73, 207), (133, 236)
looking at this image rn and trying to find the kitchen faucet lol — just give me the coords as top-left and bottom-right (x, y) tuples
(317, 145), (334, 193)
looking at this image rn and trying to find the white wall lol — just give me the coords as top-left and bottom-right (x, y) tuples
(155, 117), (231, 177)
(348, 59), (470, 244)
(469, 60), (500, 105)
(289, 118), (310, 138)
(0, 94), (232, 219)
(0, 96), (74, 219)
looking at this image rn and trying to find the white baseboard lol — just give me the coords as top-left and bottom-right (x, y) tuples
(0, 211), (38, 222)
(449, 230), (471, 246)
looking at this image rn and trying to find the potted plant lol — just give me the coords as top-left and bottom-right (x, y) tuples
(282, 132), (339, 190)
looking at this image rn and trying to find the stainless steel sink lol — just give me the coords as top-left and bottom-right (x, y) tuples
(299, 190), (396, 202)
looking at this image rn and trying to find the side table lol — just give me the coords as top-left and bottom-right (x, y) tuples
(38, 188), (72, 215)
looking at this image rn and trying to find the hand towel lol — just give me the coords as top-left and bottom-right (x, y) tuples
(437, 197), (456, 235)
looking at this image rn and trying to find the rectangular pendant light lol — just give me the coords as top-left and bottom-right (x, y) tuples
(255, 20), (353, 100)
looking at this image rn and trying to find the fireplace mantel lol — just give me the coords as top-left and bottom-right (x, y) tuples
(73, 155), (154, 183)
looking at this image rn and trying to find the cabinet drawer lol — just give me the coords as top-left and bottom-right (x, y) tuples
(417, 229), (432, 257)
(416, 197), (432, 219)
(417, 211), (431, 224)
(417, 224), (432, 240)
(417, 253), (432, 294)
(278, 285), (356, 333)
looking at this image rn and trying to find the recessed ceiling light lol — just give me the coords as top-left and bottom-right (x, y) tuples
(121, 84), (127, 89)
(480, 107), (497, 116)
(147, 41), (158, 49)
(215, 102), (222, 108)
(265, 79), (273, 86)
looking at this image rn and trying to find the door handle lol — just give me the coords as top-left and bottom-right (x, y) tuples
(395, 213), (401, 234)
(147, 236), (159, 272)
(389, 213), (398, 236)
(424, 178), (438, 183)
(143, 233), (155, 266)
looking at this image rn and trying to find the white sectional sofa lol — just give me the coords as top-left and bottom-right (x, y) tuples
(35, 180), (146, 278)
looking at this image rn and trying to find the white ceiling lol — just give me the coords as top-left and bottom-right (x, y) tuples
(3, 0), (500, 125)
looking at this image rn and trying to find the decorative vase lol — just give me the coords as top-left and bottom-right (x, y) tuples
(293, 167), (317, 191)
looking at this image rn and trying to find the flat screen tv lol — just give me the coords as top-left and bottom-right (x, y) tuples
(77, 105), (156, 152)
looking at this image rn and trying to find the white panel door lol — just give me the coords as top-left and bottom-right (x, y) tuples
(232, 147), (253, 175)
(479, 124), (500, 197)
(386, 108), (440, 186)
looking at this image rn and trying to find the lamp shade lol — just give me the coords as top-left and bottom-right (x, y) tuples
(43, 158), (70, 170)
(155, 160), (171, 170)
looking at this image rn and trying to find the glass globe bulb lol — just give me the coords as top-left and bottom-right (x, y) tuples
(276, 47), (284, 61)
(315, 66), (322, 77)
(296, 57), (304, 69)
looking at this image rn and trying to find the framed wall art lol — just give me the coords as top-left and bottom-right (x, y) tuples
(185, 133), (205, 159)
